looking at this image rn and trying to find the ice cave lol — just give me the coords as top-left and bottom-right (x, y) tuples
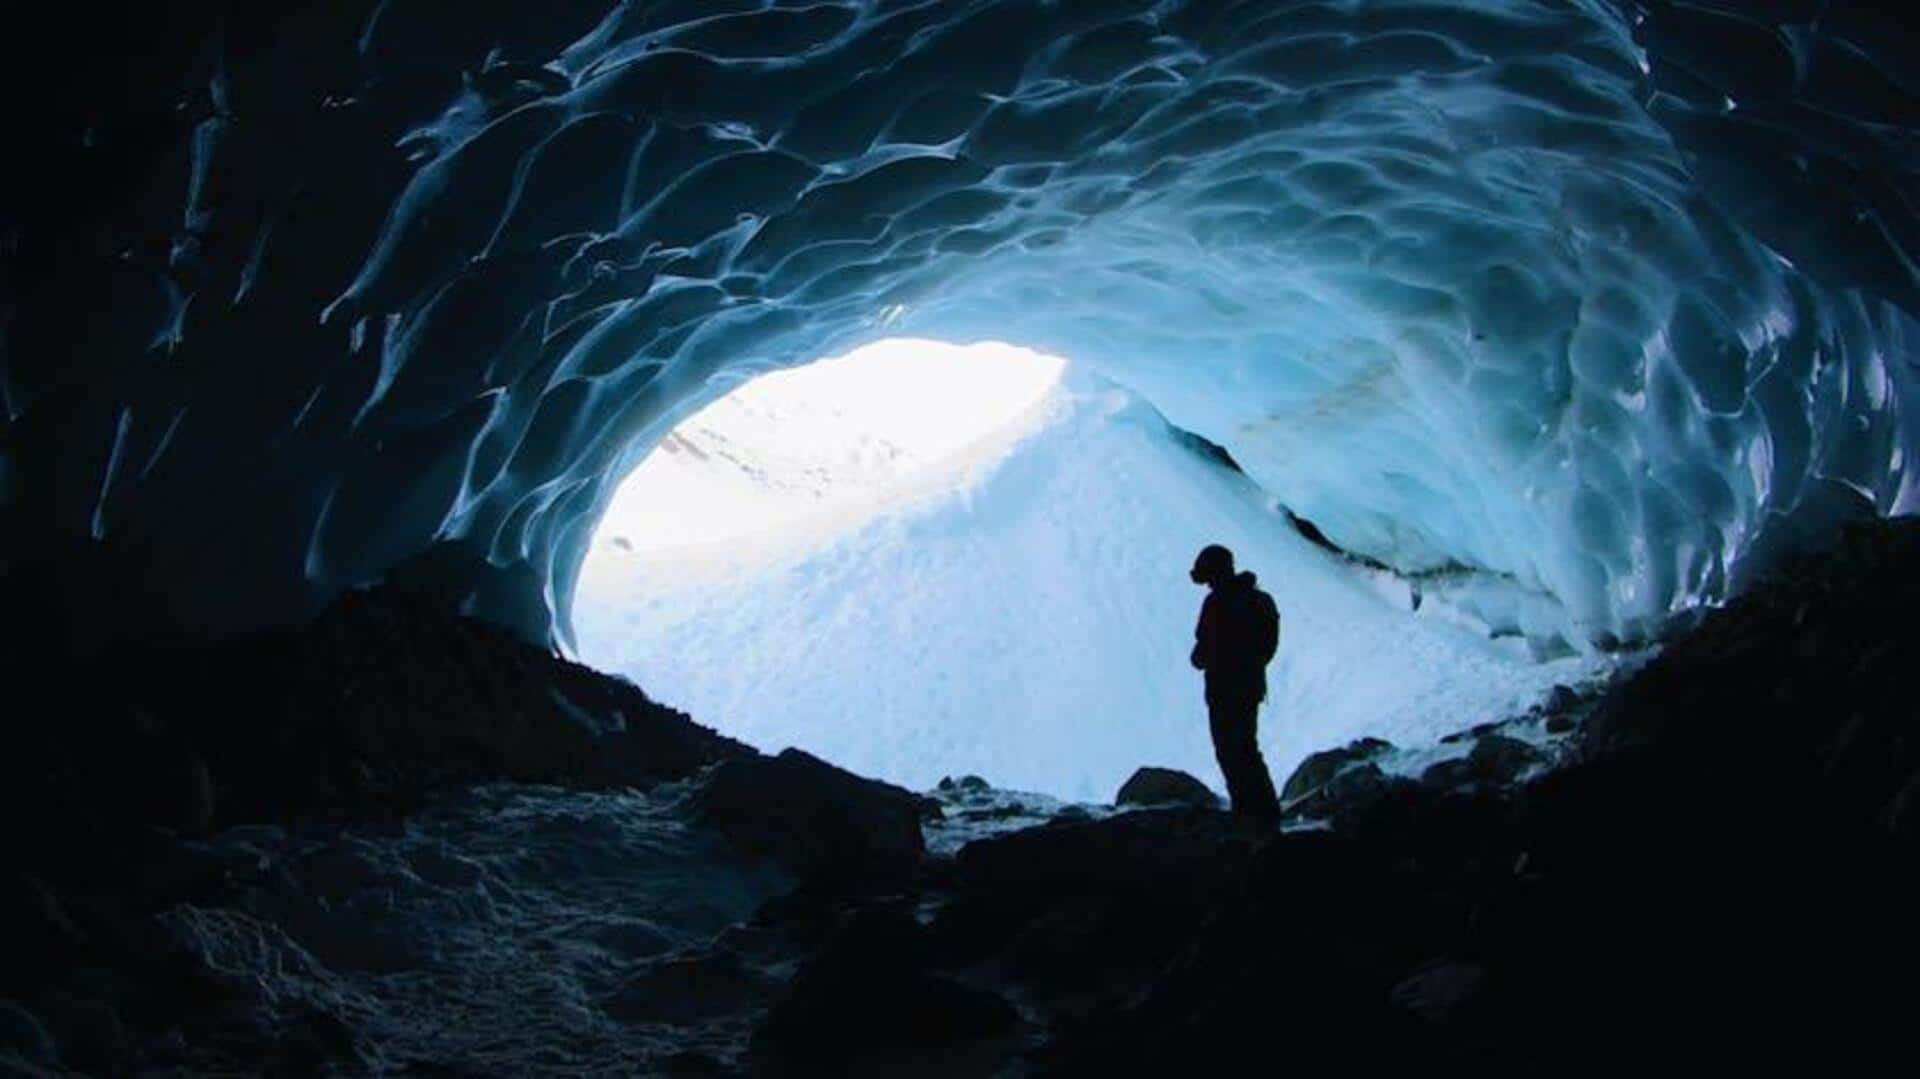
(2, 1), (1915, 1074)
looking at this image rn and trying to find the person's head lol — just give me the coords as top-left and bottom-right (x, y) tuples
(1190, 544), (1235, 587)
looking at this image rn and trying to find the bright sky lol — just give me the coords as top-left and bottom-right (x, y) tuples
(582, 338), (1067, 568)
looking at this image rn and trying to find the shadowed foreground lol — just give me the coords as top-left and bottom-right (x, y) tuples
(3, 520), (1914, 1074)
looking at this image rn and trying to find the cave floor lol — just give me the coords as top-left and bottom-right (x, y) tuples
(4, 520), (1916, 1075)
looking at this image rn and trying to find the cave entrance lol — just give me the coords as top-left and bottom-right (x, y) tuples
(579, 338), (1067, 573)
(572, 338), (1600, 803)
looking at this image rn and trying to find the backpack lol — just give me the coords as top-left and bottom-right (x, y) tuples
(1216, 576), (1279, 669)
(1249, 587), (1280, 665)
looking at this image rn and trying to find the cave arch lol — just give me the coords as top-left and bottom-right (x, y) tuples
(4, 1), (1914, 653)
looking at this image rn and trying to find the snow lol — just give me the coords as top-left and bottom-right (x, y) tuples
(586, 339), (1065, 565)
(575, 341), (1607, 801)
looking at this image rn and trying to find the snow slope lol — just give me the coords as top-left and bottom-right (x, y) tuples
(575, 355), (1608, 801)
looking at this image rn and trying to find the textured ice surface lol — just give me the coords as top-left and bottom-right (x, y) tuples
(575, 359), (1606, 799)
(6, 1), (1915, 650)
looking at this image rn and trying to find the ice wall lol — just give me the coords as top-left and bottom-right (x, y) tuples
(2, 1), (1915, 651)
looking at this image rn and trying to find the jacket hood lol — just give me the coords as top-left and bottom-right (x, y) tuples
(1233, 570), (1258, 589)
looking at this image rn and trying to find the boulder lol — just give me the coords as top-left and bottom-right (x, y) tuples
(0, 1001), (58, 1069)
(1890, 768), (1920, 837)
(0, 875), (85, 989)
(955, 808), (1256, 906)
(31, 991), (129, 1075)
(1419, 758), (1473, 789)
(1390, 961), (1487, 1024)
(659, 1050), (729, 1077)
(938, 774), (992, 793)
(1467, 735), (1544, 785)
(291, 843), (393, 903)
(1115, 767), (1220, 809)
(1541, 683), (1584, 735)
(1544, 684), (1580, 713)
(1322, 761), (1393, 805)
(609, 950), (770, 1025)
(693, 748), (926, 882)
(1420, 735), (1545, 792)
(752, 906), (1020, 1073)
(1280, 737), (1395, 805)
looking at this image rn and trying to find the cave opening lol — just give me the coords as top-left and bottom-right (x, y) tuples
(571, 338), (1604, 801)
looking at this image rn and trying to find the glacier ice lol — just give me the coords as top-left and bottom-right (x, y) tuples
(574, 345), (1605, 799)
(2, 0), (1914, 654)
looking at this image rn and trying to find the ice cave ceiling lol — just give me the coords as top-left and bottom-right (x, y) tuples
(2, 0), (1915, 651)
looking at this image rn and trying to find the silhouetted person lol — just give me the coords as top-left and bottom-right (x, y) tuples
(1189, 544), (1281, 822)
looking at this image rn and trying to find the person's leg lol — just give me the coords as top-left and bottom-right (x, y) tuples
(1208, 700), (1250, 810)
(1238, 700), (1280, 821)
(1214, 695), (1278, 821)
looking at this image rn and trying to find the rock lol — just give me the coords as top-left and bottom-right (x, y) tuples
(659, 1050), (729, 1077)
(0, 875), (85, 988)
(955, 808), (1256, 906)
(1322, 762), (1392, 805)
(960, 802), (1030, 821)
(1420, 736), (1545, 792)
(1467, 735), (1544, 785)
(177, 751), (215, 835)
(292, 843), (391, 903)
(757, 966), (1018, 1072)
(1887, 768), (1920, 837)
(1419, 758), (1473, 789)
(1115, 767), (1220, 809)
(1390, 961), (1487, 1024)
(693, 748), (926, 882)
(32, 992), (128, 1074)
(0, 1001), (58, 1068)
(1541, 684), (1583, 734)
(1280, 738), (1395, 804)
(262, 1005), (363, 1073)
(609, 950), (770, 1024)
(1308, 763), (1451, 839)
(408, 845), (484, 889)
(752, 907), (1020, 1072)
(589, 919), (674, 960)
(1003, 893), (1164, 995)
(1441, 722), (1504, 745)
(937, 774), (992, 793)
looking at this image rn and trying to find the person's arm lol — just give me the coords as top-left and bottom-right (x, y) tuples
(1190, 595), (1215, 670)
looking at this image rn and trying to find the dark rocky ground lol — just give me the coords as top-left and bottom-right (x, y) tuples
(3, 517), (1915, 1075)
